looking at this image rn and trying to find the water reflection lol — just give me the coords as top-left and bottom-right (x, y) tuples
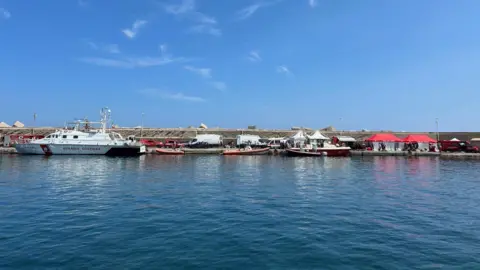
(223, 156), (264, 183)
(192, 156), (222, 182)
(405, 157), (439, 178)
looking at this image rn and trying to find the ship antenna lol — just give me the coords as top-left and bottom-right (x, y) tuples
(100, 107), (111, 133)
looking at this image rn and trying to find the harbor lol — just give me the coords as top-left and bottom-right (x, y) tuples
(4, 145), (480, 159)
(2, 107), (480, 158)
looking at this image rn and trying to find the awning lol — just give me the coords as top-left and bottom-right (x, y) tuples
(403, 134), (436, 143)
(365, 133), (402, 142)
(336, 136), (356, 142)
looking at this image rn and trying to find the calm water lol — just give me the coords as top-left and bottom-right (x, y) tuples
(1, 155), (480, 269)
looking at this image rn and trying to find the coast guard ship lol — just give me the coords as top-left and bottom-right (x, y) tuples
(15, 107), (146, 156)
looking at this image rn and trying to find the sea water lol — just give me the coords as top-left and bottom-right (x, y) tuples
(1, 155), (479, 269)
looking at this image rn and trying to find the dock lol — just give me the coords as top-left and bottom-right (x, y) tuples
(0, 147), (17, 154)
(351, 151), (440, 157)
(3, 127), (478, 142)
(4, 146), (480, 159)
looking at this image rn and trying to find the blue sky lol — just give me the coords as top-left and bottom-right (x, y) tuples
(1, 0), (480, 131)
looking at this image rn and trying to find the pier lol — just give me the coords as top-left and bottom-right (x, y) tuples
(2, 127), (480, 142)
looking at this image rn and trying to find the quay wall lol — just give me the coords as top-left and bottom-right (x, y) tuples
(1, 127), (480, 142)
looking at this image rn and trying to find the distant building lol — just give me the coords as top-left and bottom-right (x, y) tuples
(0, 122), (10, 128)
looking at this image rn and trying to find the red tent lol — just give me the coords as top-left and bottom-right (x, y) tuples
(403, 134), (436, 143)
(365, 133), (402, 142)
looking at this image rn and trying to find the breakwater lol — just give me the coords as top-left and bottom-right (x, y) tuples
(2, 127), (479, 142)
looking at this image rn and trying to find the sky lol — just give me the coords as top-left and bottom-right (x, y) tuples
(1, 0), (480, 131)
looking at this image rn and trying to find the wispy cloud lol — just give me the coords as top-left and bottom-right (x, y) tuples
(139, 88), (206, 102)
(308, 0), (317, 8)
(183, 65), (226, 91)
(165, 0), (195, 14)
(0, 8), (11, 19)
(122, 19), (147, 39)
(184, 65), (212, 78)
(247, 50), (262, 62)
(78, 0), (88, 7)
(86, 41), (120, 54)
(159, 43), (168, 55)
(164, 0), (221, 36)
(80, 56), (187, 68)
(80, 42), (189, 68)
(236, 1), (280, 20)
(189, 24), (221, 36)
(211, 81), (226, 91)
(276, 65), (292, 76)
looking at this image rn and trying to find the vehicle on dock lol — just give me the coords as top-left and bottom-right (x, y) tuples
(186, 134), (223, 148)
(139, 139), (163, 148)
(236, 134), (267, 148)
(438, 140), (479, 153)
(267, 138), (287, 149)
(14, 107), (146, 156)
(164, 140), (185, 148)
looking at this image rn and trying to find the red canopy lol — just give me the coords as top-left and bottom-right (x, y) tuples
(403, 134), (436, 143)
(365, 133), (402, 142)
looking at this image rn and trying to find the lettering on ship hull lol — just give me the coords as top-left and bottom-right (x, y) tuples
(62, 147), (102, 151)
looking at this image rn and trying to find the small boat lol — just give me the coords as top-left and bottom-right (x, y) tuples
(223, 147), (270, 155)
(285, 147), (350, 157)
(155, 148), (185, 155)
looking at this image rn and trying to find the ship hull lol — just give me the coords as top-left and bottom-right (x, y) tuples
(286, 148), (351, 157)
(15, 143), (145, 156)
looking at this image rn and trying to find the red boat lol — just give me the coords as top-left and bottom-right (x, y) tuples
(223, 147), (270, 155)
(156, 148), (185, 155)
(285, 147), (350, 157)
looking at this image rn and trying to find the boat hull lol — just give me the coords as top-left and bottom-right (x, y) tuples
(15, 143), (146, 156)
(155, 149), (185, 155)
(286, 148), (350, 157)
(223, 148), (270, 155)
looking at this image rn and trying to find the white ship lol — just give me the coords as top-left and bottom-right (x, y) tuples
(15, 107), (146, 156)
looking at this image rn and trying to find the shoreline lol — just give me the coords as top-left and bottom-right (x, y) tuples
(3, 147), (480, 158)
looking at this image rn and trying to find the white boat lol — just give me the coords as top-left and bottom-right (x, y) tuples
(15, 107), (146, 156)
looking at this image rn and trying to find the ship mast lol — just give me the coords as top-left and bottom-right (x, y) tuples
(100, 107), (111, 133)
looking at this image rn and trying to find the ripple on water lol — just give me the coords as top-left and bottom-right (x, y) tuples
(1, 155), (480, 268)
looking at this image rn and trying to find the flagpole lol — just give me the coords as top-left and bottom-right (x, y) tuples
(32, 113), (37, 135)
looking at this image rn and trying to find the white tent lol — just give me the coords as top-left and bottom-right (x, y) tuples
(288, 130), (307, 148)
(13, 121), (24, 128)
(289, 130), (306, 141)
(307, 130), (329, 140)
(450, 138), (460, 141)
